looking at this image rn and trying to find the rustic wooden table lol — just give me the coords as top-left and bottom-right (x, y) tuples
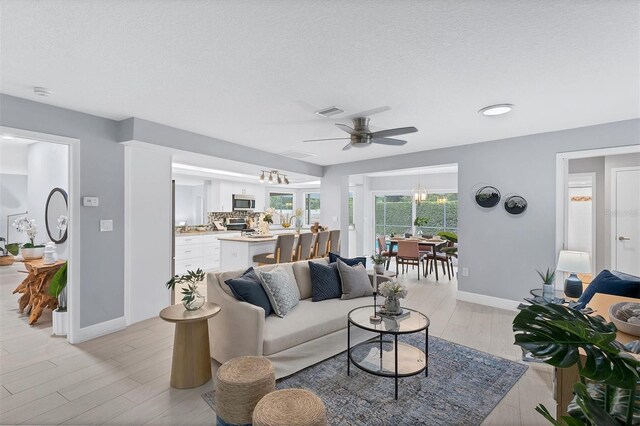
(12, 259), (66, 325)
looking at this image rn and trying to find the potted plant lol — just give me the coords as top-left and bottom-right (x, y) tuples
(378, 280), (408, 315)
(0, 237), (15, 266)
(513, 301), (640, 425)
(536, 267), (556, 302)
(370, 252), (387, 274)
(13, 216), (45, 260)
(166, 268), (205, 311)
(48, 262), (68, 335)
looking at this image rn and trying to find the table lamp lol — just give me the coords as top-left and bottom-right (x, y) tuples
(556, 250), (591, 298)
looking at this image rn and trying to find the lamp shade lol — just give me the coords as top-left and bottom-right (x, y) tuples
(556, 250), (591, 273)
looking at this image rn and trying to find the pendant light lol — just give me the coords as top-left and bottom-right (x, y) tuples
(259, 171), (265, 183)
(412, 173), (428, 204)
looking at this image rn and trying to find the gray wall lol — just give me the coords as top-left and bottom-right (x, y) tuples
(1, 94), (125, 327)
(323, 119), (640, 302)
(568, 157), (605, 272)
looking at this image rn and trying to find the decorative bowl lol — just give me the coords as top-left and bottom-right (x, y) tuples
(0, 255), (15, 266)
(609, 302), (640, 337)
(22, 247), (45, 260)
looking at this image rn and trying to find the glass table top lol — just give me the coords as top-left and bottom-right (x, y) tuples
(349, 306), (430, 334)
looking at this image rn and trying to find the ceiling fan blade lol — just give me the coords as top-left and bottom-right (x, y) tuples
(342, 142), (353, 151)
(370, 126), (418, 139)
(335, 124), (361, 135)
(372, 138), (407, 146)
(302, 137), (351, 142)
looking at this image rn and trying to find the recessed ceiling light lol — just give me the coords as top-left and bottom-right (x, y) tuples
(34, 87), (51, 97)
(478, 104), (514, 116)
(1, 135), (15, 140)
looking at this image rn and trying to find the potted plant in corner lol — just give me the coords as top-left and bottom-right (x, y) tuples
(513, 301), (640, 425)
(48, 262), (68, 335)
(166, 268), (205, 311)
(370, 252), (387, 274)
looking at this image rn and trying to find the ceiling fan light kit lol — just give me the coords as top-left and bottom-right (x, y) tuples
(303, 116), (418, 151)
(260, 170), (289, 185)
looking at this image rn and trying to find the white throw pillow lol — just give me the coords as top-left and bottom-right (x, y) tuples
(258, 266), (300, 317)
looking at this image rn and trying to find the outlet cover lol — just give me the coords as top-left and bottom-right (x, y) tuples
(461, 267), (469, 277)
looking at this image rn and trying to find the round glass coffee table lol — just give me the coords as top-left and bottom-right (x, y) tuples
(347, 306), (430, 400)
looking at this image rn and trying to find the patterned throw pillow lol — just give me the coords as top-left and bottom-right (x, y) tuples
(309, 261), (342, 302)
(336, 258), (373, 300)
(258, 266), (300, 317)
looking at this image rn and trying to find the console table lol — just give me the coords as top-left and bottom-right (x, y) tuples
(12, 259), (66, 325)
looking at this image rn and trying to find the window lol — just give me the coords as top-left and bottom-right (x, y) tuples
(304, 192), (321, 225)
(415, 193), (458, 236)
(374, 194), (413, 238)
(348, 192), (354, 226)
(269, 192), (294, 219)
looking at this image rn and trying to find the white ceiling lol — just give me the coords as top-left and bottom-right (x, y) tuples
(1, 1), (638, 166)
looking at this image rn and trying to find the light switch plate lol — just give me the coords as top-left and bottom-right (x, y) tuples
(461, 267), (469, 277)
(83, 197), (99, 207)
(100, 220), (113, 232)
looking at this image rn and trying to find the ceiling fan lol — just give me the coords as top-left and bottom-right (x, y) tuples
(303, 117), (418, 151)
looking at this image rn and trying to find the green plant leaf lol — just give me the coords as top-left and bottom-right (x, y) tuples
(48, 263), (67, 298)
(436, 231), (457, 243)
(513, 302), (640, 389)
(535, 404), (585, 426)
(572, 383), (621, 426)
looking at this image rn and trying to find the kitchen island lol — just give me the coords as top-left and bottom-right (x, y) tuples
(218, 235), (279, 271)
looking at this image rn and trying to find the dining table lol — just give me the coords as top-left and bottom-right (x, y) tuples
(387, 237), (449, 280)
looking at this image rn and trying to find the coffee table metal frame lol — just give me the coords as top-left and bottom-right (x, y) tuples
(347, 306), (430, 400)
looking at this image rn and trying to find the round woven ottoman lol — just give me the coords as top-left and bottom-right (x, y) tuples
(215, 356), (275, 426)
(252, 388), (327, 426)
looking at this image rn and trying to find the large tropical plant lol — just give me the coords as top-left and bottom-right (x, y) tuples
(513, 301), (640, 425)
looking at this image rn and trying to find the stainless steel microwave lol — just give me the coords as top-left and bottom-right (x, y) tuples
(232, 194), (255, 211)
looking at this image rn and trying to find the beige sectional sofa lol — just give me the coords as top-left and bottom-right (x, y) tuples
(207, 258), (391, 378)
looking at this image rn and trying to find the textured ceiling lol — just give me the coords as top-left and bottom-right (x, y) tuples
(1, 0), (638, 166)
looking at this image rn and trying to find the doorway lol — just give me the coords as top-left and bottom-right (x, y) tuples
(611, 166), (640, 275)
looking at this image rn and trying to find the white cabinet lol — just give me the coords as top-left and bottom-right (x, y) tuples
(174, 233), (241, 274)
(206, 179), (266, 213)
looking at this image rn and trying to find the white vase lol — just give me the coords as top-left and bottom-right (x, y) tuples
(374, 264), (385, 274)
(22, 247), (45, 260)
(52, 309), (68, 335)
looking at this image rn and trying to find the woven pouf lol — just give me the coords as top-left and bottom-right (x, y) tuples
(252, 388), (327, 426)
(215, 356), (275, 426)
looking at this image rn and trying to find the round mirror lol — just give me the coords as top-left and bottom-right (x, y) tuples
(45, 188), (68, 244)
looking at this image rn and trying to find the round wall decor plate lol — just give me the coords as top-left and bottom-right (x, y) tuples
(504, 195), (527, 215)
(475, 186), (501, 208)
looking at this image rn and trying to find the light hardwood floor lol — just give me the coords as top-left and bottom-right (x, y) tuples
(1, 261), (554, 425)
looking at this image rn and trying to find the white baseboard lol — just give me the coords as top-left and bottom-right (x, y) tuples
(73, 316), (127, 343)
(456, 291), (520, 311)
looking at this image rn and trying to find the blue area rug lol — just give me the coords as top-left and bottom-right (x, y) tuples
(203, 334), (527, 425)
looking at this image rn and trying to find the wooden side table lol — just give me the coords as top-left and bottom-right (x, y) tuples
(12, 259), (66, 325)
(159, 302), (221, 389)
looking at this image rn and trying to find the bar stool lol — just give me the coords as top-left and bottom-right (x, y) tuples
(313, 231), (330, 258)
(293, 232), (314, 261)
(328, 230), (341, 255)
(253, 234), (295, 264)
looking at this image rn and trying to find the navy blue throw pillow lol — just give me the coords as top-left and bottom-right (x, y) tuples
(309, 261), (342, 302)
(225, 267), (273, 316)
(575, 270), (640, 309)
(328, 252), (367, 267)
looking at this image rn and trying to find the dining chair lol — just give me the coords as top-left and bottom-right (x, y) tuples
(294, 232), (314, 261)
(396, 240), (426, 280)
(425, 240), (453, 280)
(377, 235), (397, 271)
(313, 231), (330, 258)
(328, 230), (341, 255)
(253, 234), (296, 265)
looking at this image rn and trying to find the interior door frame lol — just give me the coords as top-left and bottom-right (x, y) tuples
(610, 165), (640, 270)
(1, 126), (81, 343)
(566, 172), (596, 274)
(556, 145), (640, 276)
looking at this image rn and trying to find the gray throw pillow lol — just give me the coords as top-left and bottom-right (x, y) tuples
(258, 266), (300, 317)
(336, 258), (373, 300)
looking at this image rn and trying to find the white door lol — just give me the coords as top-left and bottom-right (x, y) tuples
(613, 167), (640, 275)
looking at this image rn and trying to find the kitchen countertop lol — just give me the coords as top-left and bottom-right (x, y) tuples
(217, 235), (278, 242)
(174, 230), (246, 236)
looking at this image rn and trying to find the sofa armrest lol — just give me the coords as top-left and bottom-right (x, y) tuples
(206, 273), (265, 363)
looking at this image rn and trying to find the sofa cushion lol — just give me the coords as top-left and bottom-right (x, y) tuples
(576, 270), (640, 309)
(329, 252), (367, 267)
(309, 261), (342, 302)
(258, 266), (300, 318)
(337, 259), (373, 300)
(292, 257), (329, 300)
(225, 267), (273, 317)
(262, 296), (374, 355)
